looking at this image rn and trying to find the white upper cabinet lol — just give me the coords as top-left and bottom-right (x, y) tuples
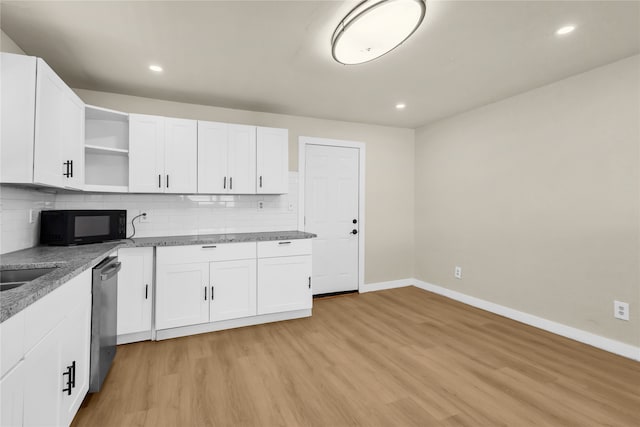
(165, 118), (198, 194)
(1, 53), (36, 184)
(256, 126), (288, 194)
(129, 114), (165, 193)
(197, 121), (228, 193)
(60, 86), (85, 190)
(197, 121), (256, 194)
(130, 114), (198, 193)
(227, 124), (256, 194)
(33, 58), (85, 189)
(0, 54), (84, 189)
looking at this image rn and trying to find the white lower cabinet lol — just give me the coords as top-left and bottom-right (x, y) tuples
(155, 240), (312, 334)
(210, 259), (257, 322)
(23, 326), (64, 426)
(117, 247), (154, 338)
(257, 255), (312, 315)
(156, 262), (210, 330)
(155, 243), (258, 330)
(17, 269), (91, 427)
(23, 296), (91, 427)
(0, 362), (25, 427)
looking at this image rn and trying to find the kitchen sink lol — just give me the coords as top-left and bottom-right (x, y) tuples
(0, 267), (57, 291)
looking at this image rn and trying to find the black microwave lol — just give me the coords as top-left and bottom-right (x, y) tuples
(40, 210), (127, 245)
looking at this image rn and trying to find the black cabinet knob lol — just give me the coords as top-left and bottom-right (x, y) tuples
(351, 229), (358, 235)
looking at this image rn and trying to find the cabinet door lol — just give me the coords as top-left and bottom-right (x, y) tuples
(0, 362), (24, 427)
(117, 247), (154, 336)
(23, 326), (63, 427)
(227, 124), (256, 194)
(61, 89), (85, 190)
(33, 58), (64, 188)
(156, 263), (210, 329)
(129, 114), (165, 193)
(256, 127), (288, 194)
(257, 255), (312, 315)
(59, 293), (92, 427)
(197, 121), (228, 194)
(1, 53), (36, 184)
(210, 259), (257, 322)
(165, 118), (197, 194)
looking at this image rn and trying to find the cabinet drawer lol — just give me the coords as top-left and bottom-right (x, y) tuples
(257, 239), (312, 258)
(24, 269), (91, 353)
(157, 242), (256, 265)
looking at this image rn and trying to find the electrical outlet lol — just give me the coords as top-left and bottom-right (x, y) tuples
(139, 212), (149, 223)
(614, 300), (629, 321)
(454, 266), (462, 279)
(258, 201), (264, 210)
(28, 209), (36, 224)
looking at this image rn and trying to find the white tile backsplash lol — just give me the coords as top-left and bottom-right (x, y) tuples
(0, 173), (300, 253)
(0, 186), (56, 254)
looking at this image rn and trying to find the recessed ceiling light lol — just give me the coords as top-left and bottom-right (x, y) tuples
(149, 64), (163, 72)
(332, 0), (427, 65)
(555, 25), (576, 36)
(396, 103), (406, 110)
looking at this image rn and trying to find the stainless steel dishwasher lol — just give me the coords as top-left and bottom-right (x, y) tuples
(89, 256), (121, 392)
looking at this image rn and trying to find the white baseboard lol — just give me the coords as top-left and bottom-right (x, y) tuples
(360, 278), (413, 293)
(411, 279), (640, 362)
(155, 309), (312, 341)
(117, 331), (152, 345)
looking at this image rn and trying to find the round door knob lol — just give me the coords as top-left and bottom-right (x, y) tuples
(353, 219), (358, 224)
(351, 229), (358, 235)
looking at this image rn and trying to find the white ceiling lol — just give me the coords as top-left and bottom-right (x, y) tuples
(2, 1), (639, 128)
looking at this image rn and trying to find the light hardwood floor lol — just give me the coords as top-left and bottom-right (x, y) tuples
(72, 287), (640, 426)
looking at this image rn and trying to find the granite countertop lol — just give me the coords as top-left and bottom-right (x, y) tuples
(0, 230), (316, 322)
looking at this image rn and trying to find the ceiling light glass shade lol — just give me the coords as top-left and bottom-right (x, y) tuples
(332, 0), (426, 65)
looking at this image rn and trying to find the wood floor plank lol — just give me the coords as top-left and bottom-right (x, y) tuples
(72, 287), (640, 426)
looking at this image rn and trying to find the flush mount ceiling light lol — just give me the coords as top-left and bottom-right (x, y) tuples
(149, 64), (163, 72)
(395, 103), (406, 109)
(555, 25), (576, 36)
(331, 0), (427, 65)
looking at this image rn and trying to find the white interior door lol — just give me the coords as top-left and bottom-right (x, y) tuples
(305, 144), (359, 294)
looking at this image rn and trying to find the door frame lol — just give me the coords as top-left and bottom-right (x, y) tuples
(298, 136), (366, 292)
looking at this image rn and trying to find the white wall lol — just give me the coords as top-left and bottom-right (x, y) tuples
(415, 55), (640, 347)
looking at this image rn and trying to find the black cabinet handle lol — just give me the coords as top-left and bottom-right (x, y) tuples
(211, 286), (214, 300)
(145, 284), (148, 300)
(166, 174), (169, 188)
(259, 176), (262, 188)
(71, 360), (76, 389)
(202, 245), (217, 249)
(204, 286), (207, 300)
(278, 241), (292, 245)
(63, 161), (71, 178)
(158, 174), (161, 188)
(351, 229), (358, 235)
(62, 361), (75, 395)
(230, 177), (233, 190)
(223, 176), (226, 189)
(70, 160), (73, 178)
(308, 276), (311, 289)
